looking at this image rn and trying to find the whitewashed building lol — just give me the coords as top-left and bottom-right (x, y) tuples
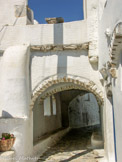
(0, 0), (121, 162)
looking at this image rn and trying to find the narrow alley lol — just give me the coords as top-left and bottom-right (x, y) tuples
(37, 127), (105, 162)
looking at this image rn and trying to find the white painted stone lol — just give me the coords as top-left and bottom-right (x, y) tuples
(0, 45), (30, 118)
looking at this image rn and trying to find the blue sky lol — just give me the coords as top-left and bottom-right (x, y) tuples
(28, 0), (84, 24)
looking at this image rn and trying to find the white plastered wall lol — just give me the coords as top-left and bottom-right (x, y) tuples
(112, 49), (122, 162)
(0, 45), (30, 117)
(99, 0), (122, 69)
(99, 0), (122, 161)
(0, 0), (28, 26)
(0, 45), (33, 159)
(31, 50), (102, 92)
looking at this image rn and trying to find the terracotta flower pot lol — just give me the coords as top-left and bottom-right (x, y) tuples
(0, 137), (16, 152)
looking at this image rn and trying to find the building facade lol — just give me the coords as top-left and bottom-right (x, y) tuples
(0, 0), (121, 162)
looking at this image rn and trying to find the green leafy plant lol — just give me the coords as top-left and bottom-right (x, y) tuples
(1, 133), (14, 140)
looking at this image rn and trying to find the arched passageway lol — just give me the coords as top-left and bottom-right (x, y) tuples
(32, 80), (105, 161)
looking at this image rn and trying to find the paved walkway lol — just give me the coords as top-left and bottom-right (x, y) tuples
(37, 128), (105, 162)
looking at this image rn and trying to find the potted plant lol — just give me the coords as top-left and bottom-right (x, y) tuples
(0, 133), (16, 152)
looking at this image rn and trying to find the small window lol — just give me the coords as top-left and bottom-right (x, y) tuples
(52, 95), (56, 115)
(44, 97), (51, 116)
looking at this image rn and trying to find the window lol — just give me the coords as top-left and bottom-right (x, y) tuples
(44, 97), (51, 116)
(52, 95), (56, 115)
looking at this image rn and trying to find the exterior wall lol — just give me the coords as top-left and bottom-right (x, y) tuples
(0, 117), (33, 159)
(86, 0), (99, 58)
(33, 93), (62, 143)
(99, 0), (122, 69)
(98, 0), (107, 20)
(0, 0), (32, 26)
(0, 53), (3, 116)
(31, 50), (102, 92)
(69, 93), (100, 128)
(0, 45), (30, 118)
(103, 96), (115, 162)
(0, 0), (119, 161)
(0, 20), (87, 51)
(0, 45), (33, 158)
(99, 0), (122, 161)
(112, 49), (122, 162)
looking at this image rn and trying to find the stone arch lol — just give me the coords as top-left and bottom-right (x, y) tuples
(30, 75), (104, 109)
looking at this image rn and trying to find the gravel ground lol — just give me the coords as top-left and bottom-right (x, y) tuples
(37, 128), (105, 162)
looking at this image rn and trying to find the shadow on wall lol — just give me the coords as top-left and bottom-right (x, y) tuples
(2, 111), (14, 118)
(68, 93), (100, 128)
(54, 23), (67, 76)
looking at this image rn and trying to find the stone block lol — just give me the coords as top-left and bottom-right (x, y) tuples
(45, 17), (64, 24)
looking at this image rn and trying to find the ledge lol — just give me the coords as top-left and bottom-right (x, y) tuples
(31, 43), (89, 52)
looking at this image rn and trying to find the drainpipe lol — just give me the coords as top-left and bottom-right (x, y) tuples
(112, 96), (117, 162)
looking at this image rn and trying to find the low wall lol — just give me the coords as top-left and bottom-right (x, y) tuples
(33, 127), (70, 160)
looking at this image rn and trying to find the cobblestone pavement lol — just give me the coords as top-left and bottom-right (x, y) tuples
(37, 128), (105, 162)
